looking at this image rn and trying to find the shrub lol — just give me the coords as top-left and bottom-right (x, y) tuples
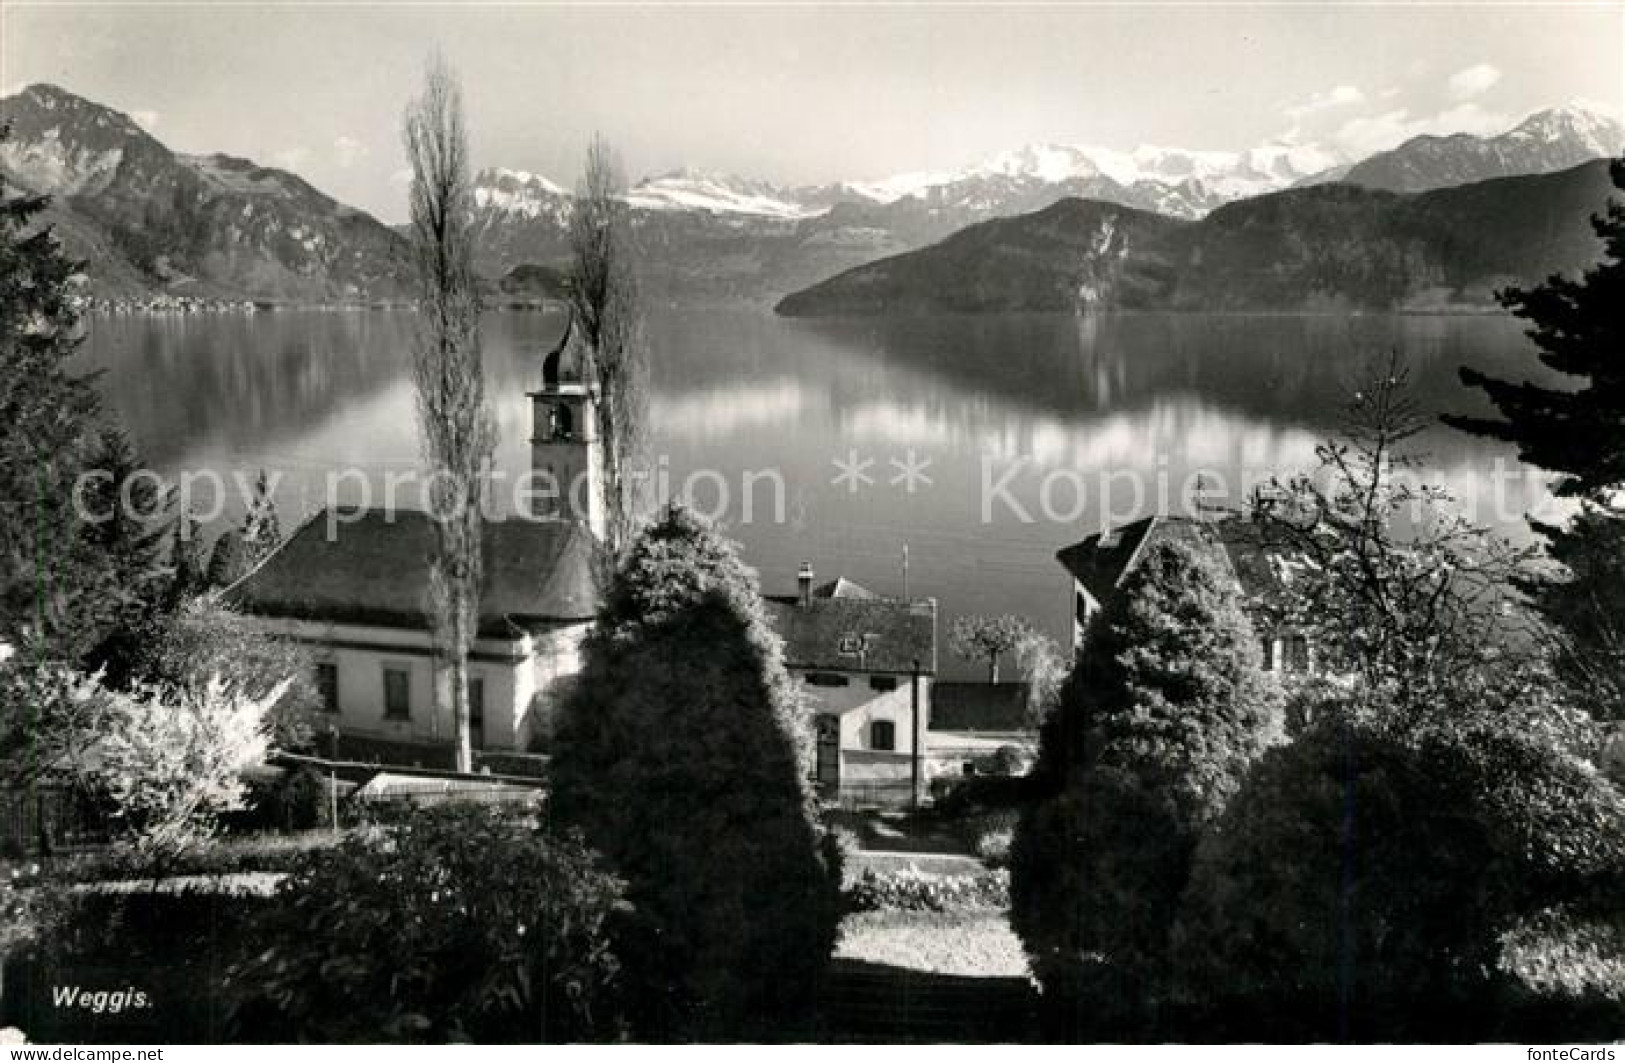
(1172, 709), (1625, 1040)
(931, 772), (1034, 817)
(988, 745), (1027, 777)
(37, 830), (342, 885)
(846, 866), (1010, 913)
(548, 506), (842, 1040)
(1497, 906), (1625, 1040)
(134, 597), (318, 749)
(7, 885), (268, 1043)
(1010, 538), (1282, 1036)
(224, 765), (338, 834)
(957, 810), (1019, 867)
(225, 805), (627, 1043)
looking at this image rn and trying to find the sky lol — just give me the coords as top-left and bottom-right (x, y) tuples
(2, 1), (1622, 221)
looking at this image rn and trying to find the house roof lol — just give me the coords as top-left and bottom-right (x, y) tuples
(762, 586), (937, 675)
(811, 576), (877, 600)
(225, 507), (602, 637)
(930, 681), (1034, 732)
(1056, 512), (1298, 616)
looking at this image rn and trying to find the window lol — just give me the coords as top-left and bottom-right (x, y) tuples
(383, 665), (411, 719)
(805, 673), (849, 687)
(1260, 637), (1276, 672)
(1283, 635), (1311, 674)
(870, 720), (896, 751)
(551, 403), (574, 440)
(316, 662), (339, 714)
(869, 675), (898, 692)
(469, 676), (486, 749)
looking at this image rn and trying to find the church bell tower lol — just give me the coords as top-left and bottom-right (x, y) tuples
(528, 313), (605, 540)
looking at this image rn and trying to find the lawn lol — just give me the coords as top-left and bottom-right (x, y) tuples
(836, 909), (1031, 979)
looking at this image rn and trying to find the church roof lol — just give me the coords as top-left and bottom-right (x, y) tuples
(540, 311), (589, 389)
(225, 508), (602, 637)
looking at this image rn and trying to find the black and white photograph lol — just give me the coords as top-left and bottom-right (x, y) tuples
(0, 0), (1622, 1047)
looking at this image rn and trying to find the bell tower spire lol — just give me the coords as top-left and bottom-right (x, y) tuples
(528, 312), (605, 539)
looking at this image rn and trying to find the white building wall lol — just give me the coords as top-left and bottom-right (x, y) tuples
(520, 621), (592, 748)
(245, 616), (579, 753)
(791, 670), (930, 756)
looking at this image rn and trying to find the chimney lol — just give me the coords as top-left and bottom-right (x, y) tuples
(797, 561), (814, 607)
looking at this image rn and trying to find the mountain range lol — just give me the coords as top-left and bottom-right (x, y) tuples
(0, 82), (1620, 308)
(775, 159), (1623, 315)
(0, 84), (409, 302)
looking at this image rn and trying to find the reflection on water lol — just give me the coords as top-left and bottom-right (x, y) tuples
(77, 308), (1559, 672)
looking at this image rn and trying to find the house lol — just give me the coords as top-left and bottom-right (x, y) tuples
(763, 565), (937, 807)
(1056, 513), (1317, 676)
(227, 316), (607, 767)
(927, 680), (1037, 780)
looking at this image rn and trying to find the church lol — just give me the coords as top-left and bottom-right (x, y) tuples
(226, 316), (607, 768)
(227, 316), (942, 798)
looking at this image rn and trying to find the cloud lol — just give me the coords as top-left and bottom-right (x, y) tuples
(1334, 109), (1422, 156)
(1447, 63), (1502, 101)
(388, 167), (414, 186)
(1432, 102), (1512, 136)
(130, 110), (160, 132)
(1284, 84), (1365, 120)
(1332, 102), (1512, 156)
(272, 146), (312, 172)
(333, 135), (368, 169)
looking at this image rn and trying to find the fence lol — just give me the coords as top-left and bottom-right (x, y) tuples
(0, 785), (109, 856)
(829, 779), (920, 810)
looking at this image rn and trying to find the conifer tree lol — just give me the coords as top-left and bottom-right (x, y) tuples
(1010, 538), (1281, 1036)
(0, 124), (106, 658)
(1445, 159), (1625, 498)
(1445, 158), (1625, 719)
(241, 468), (281, 562)
(548, 506), (840, 1039)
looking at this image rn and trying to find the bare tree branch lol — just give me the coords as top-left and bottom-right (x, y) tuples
(569, 134), (650, 562)
(403, 54), (496, 773)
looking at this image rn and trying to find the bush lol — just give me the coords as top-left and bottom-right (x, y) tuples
(36, 830), (341, 885)
(1497, 906), (1625, 1040)
(1010, 539), (1281, 1035)
(223, 766), (338, 834)
(1172, 710), (1625, 1040)
(225, 804), (627, 1043)
(846, 866), (1010, 913)
(548, 507), (841, 1039)
(931, 772), (1034, 817)
(957, 810), (1018, 867)
(5, 886), (269, 1043)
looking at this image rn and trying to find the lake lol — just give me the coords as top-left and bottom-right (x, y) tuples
(76, 308), (1561, 675)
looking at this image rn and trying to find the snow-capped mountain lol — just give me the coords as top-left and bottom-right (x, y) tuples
(471, 135), (1347, 231)
(1343, 103), (1625, 193)
(847, 140), (1345, 210)
(11, 81), (1621, 307)
(472, 167), (572, 221)
(624, 169), (818, 219)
